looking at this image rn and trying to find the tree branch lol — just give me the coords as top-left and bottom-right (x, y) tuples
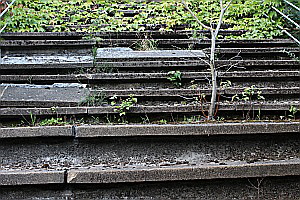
(214, 0), (233, 37)
(181, 0), (211, 30)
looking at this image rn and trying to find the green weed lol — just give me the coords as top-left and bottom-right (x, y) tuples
(167, 71), (182, 87)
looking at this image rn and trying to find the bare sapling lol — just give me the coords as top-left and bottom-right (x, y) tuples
(182, 0), (233, 120)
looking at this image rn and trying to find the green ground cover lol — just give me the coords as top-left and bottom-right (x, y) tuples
(0, 0), (288, 38)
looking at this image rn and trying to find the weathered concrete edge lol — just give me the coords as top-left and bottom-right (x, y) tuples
(0, 71), (298, 82)
(1, 60), (297, 70)
(75, 122), (300, 137)
(67, 160), (300, 184)
(0, 126), (73, 138)
(0, 103), (299, 116)
(1, 122), (298, 138)
(0, 170), (65, 186)
(0, 30), (247, 38)
(0, 40), (96, 47)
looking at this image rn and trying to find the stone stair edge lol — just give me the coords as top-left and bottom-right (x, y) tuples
(1, 60), (299, 70)
(0, 122), (299, 138)
(0, 40), (96, 47)
(67, 159), (300, 184)
(1, 103), (299, 116)
(0, 39), (295, 47)
(0, 170), (65, 186)
(1, 159), (299, 185)
(0, 30), (247, 37)
(1, 71), (298, 82)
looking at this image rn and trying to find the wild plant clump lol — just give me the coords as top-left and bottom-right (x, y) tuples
(1, 0), (284, 39)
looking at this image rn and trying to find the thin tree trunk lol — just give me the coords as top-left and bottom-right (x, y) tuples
(208, 30), (217, 120)
(182, 0), (232, 120)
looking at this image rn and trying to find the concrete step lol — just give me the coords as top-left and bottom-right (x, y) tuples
(96, 49), (206, 59)
(0, 160), (299, 186)
(1, 60), (298, 73)
(95, 87), (299, 96)
(0, 170), (65, 186)
(97, 39), (296, 48)
(1, 39), (296, 49)
(0, 84), (89, 107)
(0, 71), (298, 83)
(66, 160), (300, 184)
(0, 34), (299, 197)
(0, 101), (299, 116)
(0, 30), (248, 39)
(0, 124), (299, 184)
(1, 176), (299, 199)
(1, 122), (299, 138)
(0, 85), (297, 107)
(1, 122), (300, 193)
(0, 40), (96, 47)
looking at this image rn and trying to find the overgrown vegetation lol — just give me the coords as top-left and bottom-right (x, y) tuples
(79, 92), (107, 107)
(231, 85), (265, 120)
(39, 117), (66, 126)
(21, 113), (67, 126)
(110, 94), (138, 116)
(0, 0), (285, 38)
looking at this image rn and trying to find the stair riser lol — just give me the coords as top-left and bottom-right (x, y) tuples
(0, 133), (299, 171)
(1, 176), (299, 200)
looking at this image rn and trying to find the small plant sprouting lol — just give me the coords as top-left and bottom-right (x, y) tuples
(288, 105), (298, 120)
(30, 112), (37, 126)
(21, 112), (37, 126)
(140, 114), (150, 124)
(134, 34), (158, 51)
(110, 94), (138, 116)
(50, 106), (57, 113)
(167, 71), (182, 87)
(39, 117), (66, 126)
(79, 92), (107, 107)
(231, 85), (265, 102)
(231, 85), (265, 120)
(220, 80), (232, 89)
(281, 49), (300, 62)
(92, 46), (98, 60)
(183, 115), (203, 123)
(92, 46), (98, 67)
(93, 63), (116, 73)
(158, 119), (167, 124)
(188, 80), (198, 89)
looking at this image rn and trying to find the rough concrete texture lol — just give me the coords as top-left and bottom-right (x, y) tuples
(67, 160), (300, 183)
(97, 39), (295, 47)
(75, 122), (300, 137)
(0, 71), (298, 82)
(0, 170), (64, 185)
(0, 122), (298, 138)
(0, 40), (96, 47)
(0, 126), (73, 138)
(93, 60), (299, 68)
(0, 84), (89, 107)
(0, 62), (92, 70)
(0, 176), (299, 199)
(96, 49), (205, 59)
(2, 47), (91, 56)
(0, 107), (88, 116)
(0, 30), (247, 39)
(0, 133), (299, 171)
(1, 55), (93, 64)
(212, 47), (299, 54)
(95, 87), (299, 97)
(0, 102), (299, 116)
(0, 30), (246, 39)
(92, 80), (298, 90)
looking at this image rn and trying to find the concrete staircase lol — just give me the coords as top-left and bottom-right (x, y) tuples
(0, 31), (299, 199)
